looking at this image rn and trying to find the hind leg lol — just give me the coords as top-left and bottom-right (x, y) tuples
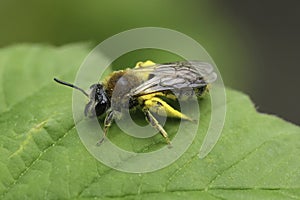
(141, 95), (194, 121)
(143, 109), (171, 145)
(141, 95), (193, 145)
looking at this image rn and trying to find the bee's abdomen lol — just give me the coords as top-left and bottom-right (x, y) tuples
(163, 85), (208, 101)
(194, 85), (208, 97)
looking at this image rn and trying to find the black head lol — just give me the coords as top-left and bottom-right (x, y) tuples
(84, 83), (110, 117)
(53, 78), (110, 117)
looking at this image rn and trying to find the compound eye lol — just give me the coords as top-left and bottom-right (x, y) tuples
(95, 102), (107, 117)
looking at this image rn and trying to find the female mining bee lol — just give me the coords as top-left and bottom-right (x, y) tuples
(54, 60), (217, 145)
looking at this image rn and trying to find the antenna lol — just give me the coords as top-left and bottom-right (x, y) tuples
(53, 78), (89, 97)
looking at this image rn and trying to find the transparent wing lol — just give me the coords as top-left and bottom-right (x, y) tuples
(129, 61), (217, 96)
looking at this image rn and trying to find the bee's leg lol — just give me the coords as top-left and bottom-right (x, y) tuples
(97, 111), (114, 145)
(143, 109), (171, 146)
(143, 97), (194, 121)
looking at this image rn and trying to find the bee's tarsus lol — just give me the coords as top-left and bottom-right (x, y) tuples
(190, 119), (198, 124)
(96, 137), (105, 146)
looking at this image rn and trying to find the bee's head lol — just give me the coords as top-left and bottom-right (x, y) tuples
(53, 78), (110, 117)
(85, 83), (110, 117)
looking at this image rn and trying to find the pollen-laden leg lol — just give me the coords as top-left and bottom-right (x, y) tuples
(97, 111), (114, 145)
(140, 94), (194, 145)
(141, 94), (194, 121)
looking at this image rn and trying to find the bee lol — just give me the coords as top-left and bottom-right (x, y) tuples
(54, 60), (217, 145)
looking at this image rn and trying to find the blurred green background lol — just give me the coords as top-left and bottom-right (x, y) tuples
(0, 0), (299, 125)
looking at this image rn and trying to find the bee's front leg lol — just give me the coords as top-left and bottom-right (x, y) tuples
(97, 111), (114, 145)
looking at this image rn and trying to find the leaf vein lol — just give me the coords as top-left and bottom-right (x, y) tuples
(1, 123), (76, 198)
(206, 140), (268, 188)
(164, 153), (199, 191)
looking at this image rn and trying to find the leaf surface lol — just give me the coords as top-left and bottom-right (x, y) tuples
(0, 44), (299, 200)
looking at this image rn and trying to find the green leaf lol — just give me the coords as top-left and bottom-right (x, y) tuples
(0, 44), (299, 200)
